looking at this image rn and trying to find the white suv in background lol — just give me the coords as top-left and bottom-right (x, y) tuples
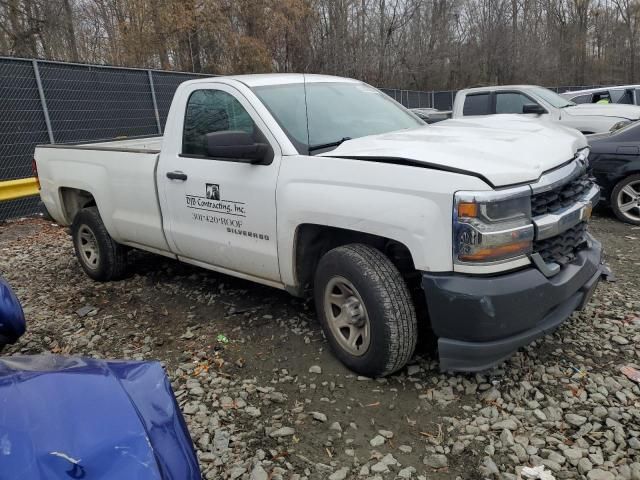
(452, 85), (640, 133)
(561, 85), (640, 106)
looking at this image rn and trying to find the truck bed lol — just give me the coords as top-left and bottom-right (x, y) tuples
(35, 135), (169, 255)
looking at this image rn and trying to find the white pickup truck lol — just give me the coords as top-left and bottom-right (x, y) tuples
(35, 74), (603, 377)
(452, 85), (640, 133)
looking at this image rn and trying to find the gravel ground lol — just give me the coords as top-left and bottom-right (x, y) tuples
(0, 212), (638, 480)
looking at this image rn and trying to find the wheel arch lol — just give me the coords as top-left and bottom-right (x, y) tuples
(289, 223), (417, 296)
(59, 187), (97, 224)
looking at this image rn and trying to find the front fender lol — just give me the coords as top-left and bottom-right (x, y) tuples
(276, 155), (491, 288)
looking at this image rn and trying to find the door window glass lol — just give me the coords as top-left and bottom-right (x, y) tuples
(611, 89), (633, 104)
(462, 93), (491, 115)
(571, 94), (592, 104)
(496, 92), (535, 114)
(183, 89), (256, 156)
(592, 91), (612, 103)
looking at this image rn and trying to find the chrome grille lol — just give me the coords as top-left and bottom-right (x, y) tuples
(531, 173), (593, 216)
(533, 222), (588, 266)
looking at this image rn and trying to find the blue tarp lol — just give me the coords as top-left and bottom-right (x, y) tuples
(0, 356), (201, 479)
(0, 277), (25, 347)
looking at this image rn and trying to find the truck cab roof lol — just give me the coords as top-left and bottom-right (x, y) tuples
(459, 85), (541, 94)
(182, 73), (361, 88)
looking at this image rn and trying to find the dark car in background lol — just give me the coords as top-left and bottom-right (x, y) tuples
(588, 122), (640, 224)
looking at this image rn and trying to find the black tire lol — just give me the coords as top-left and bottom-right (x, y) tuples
(314, 244), (417, 377)
(71, 207), (128, 281)
(611, 174), (640, 225)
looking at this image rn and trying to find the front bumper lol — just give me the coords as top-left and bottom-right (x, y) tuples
(422, 236), (603, 372)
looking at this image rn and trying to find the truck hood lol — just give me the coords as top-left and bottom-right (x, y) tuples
(320, 115), (586, 187)
(563, 103), (640, 120)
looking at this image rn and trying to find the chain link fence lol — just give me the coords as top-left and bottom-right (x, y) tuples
(0, 55), (609, 221)
(0, 57), (208, 221)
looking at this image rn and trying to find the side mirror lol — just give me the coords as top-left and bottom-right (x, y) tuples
(205, 131), (273, 165)
(522, 103), (547, 115)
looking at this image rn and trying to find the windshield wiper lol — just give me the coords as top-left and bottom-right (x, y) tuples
(308, 137), (352, 153)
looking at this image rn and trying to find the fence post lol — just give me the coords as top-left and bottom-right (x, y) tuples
(32, 60), (55, 144)
(148, 70), (162, 134)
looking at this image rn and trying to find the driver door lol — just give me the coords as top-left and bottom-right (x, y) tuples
(158, 83), (282, 283)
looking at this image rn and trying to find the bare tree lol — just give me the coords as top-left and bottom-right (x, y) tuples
(0, 0), (638, 89)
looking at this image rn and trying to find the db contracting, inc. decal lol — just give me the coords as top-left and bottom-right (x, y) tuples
(186, 183), (246, 217)
(186, 183), (270, 241)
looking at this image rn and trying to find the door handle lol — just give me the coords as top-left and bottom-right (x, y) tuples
(166, 171), (188, 181)
(617, 146), (639, 155)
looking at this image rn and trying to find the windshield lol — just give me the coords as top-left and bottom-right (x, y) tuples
(253, 81), (423, 153)
(530, 87), (575, 108)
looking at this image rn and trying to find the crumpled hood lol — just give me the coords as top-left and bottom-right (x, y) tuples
(564, 103), (640, 120)
(321, 115), (586, 187)
(0, 356), (201, 480)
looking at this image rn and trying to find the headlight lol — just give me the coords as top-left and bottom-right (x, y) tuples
(610, 120), (631, 132)
(453, 188), (534, 267)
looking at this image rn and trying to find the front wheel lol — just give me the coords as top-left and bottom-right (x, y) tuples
(611, 174), (640, 225)
(314, 244), (417, 377)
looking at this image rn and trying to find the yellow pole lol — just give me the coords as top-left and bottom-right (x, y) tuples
(0, 178), (40, 202)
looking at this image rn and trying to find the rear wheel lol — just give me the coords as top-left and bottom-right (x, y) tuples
(314, 244), (417, 377)
(71, 207), (128, 281)
(611, 174), (640, 225)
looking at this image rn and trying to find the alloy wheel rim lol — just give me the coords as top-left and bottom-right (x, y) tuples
(77, 225), (100, 270)
(323, 276), (371, 357)
(617, 180), (640, 222)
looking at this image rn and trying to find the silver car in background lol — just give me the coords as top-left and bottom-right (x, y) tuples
(561, 85), (640, 106)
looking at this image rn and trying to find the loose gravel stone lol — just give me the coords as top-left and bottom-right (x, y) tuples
(328, 467), (349, 480)
(370, 435), (385, 447)
(3, 217), (639, 480)
(370, 462), (389, 473)
(269, 427), (295, 438)
(578, 458), (593, 474)
(229, 467), (246, 479)
(250, 464), (269, 480)
(492, 419), (518, 431)
(611, 335), (629, 345)
(500, 429), (514, 447)
(310, 411), (327, 422)
(423, 454), (448, 468)
(566, 413), (588, 427)
(398, 466), (415, 478)
(245, 406), (261, 417)
(587, 470), (615, 480)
